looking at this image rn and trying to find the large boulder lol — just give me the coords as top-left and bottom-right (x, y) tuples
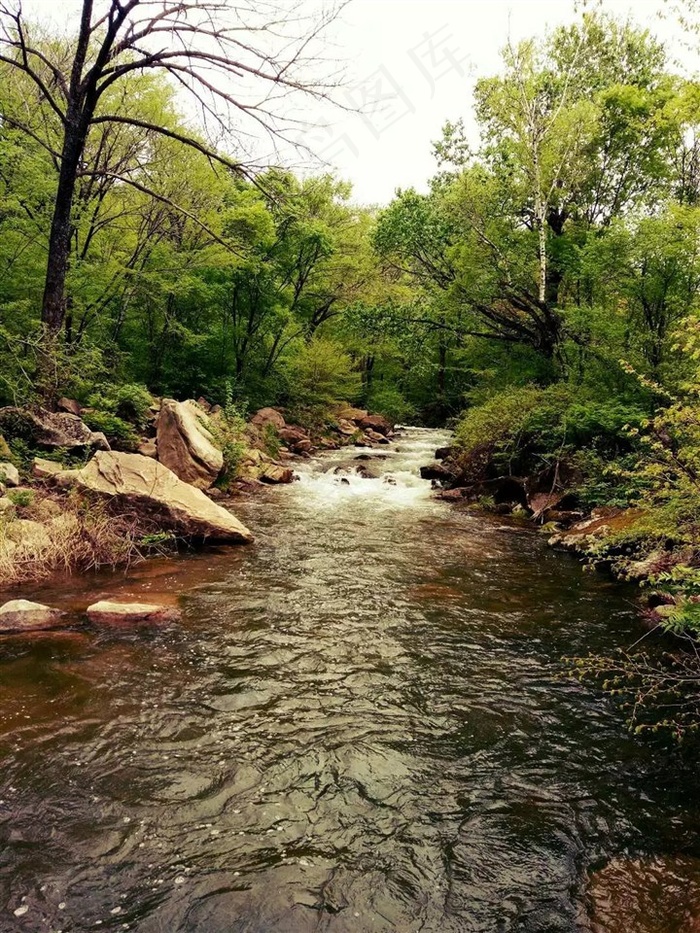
(56, 451), (253, 543)
(358, 414), (393, 436)
(86, 600), (180, 625)
(0, 599), (66, 633)
(278, 425), (308, 446)
(0, 407), (109, 451)
(278, 425), (312, 455)
(156, 398), (224, 489)
(0, 462), (19, 487)
(250, 407), (285, 430)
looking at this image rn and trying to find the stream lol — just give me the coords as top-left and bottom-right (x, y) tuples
(1, 427), (700, 932)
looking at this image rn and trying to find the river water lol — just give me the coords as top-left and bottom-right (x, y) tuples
(1, 428), (700, 932)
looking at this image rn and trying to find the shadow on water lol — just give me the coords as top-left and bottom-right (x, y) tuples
(1, 428), (700, 932)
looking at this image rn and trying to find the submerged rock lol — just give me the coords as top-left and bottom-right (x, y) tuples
(156, 399), (224, 489)
(56, 451), (253, 543)
(0, 599), (65, 633)
(588, 854), (700, 933)
(420, 463), (454, 482)
(86, 600), (181, 625)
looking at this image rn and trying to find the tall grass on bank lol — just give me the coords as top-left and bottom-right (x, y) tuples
(0, 492), (164, 588)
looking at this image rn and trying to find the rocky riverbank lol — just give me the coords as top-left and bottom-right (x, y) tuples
(420, 443), (689, 625)
(0, 398), (395, 625)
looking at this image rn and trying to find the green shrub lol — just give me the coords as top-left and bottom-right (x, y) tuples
(366, 384), (416, 424)
(87, 383), (154, 428)
(8, 488), (34, 507)
(209, 400), (248, 487)
(82, 410), (139, 449)
(283, 338), (361, 412)
(453, 385), (647, 488)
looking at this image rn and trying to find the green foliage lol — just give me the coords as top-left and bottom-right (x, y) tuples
(7, 488), (34, 507)
(82, 410), (139, 450)
(209, 401), (248, 488)
(455, 385), (647, 466)
(366, 384), (416, 425)
(283, 338), (361, 413)
(87, 384), (154, 428)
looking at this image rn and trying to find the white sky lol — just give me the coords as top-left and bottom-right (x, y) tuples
(18, 0), (696, 206)
(305, 0), (693, 205)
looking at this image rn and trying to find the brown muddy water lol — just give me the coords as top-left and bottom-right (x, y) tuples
(1, 428), (700, 933)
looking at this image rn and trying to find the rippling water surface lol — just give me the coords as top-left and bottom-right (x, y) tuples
(1, 428), (700, 933)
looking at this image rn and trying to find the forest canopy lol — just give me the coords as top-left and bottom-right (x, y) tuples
(0, 5), (698, 427)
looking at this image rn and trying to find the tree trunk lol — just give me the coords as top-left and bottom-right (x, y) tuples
(41, 0), (94, 335)
(41, 127), (86, 333)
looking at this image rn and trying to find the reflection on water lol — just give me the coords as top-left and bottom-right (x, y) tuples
(1, 428), (700, 932)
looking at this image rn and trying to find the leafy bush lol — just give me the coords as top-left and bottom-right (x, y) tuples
(88, 383), (153, 428)
(366, 383), (416, 425)
(453, 384), (646, 488)
(7, 488), (33, 507)
(82, 410), (139, 449)
(283, 338), (361, 412)
(209, 400), (248, 488)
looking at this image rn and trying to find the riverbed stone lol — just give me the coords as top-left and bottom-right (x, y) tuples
(5, 519), (52, 550)
(420, 463), (455, 482)
(0, 599), (65, 633)
(0, 461), (19, 487)
(156, 398), (224, 489)
(336, 405), (368, 423)
(336, 418), (358, 436)
(56, 451), (253, 543)
(358, 414), (393, 436)
(588, 854), (700, 933)
(260, 464), (294, 484)
(278, 425), (309, 448)
(86, 600), (181, 625)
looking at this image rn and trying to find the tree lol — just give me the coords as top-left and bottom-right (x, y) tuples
(375, 13), (685, 368)
(0, 0), (340, 339)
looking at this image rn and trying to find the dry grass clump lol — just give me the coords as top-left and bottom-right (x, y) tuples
(0, 490), (154, 588)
